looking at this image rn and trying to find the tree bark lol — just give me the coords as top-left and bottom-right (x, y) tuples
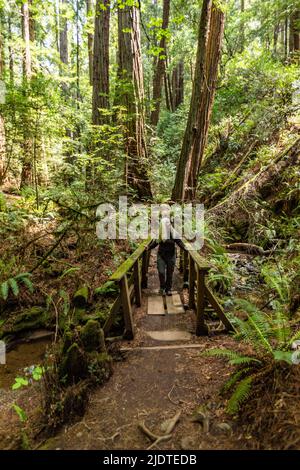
(172, 1), (225, 201)
(289, 10), (300, 53)
(22, 2), (32, 81)
(239, 0), (245, 52)
(117, 3), (152, 200)
(86, 0), (94, 85)
(92, 0), (110, 125)
(172, 60), (184, 109)
(59, 0), (69, 67)
(20, 2), (33, 188)
(0, 11), (6, 185)
(150, 0), (170, 126)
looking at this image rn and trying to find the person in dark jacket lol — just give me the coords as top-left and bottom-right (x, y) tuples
(148, 220), (184, 296)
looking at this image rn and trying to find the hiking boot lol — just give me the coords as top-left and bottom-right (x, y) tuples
(166, 290), (172, 296)
(159, 288), (165, 295)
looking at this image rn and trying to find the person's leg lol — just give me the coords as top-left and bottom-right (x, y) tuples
(157, 254), (166, 291)
(166, 255), (176, 293)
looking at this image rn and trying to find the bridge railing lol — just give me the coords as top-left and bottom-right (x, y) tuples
(179, 239), (233, 335)
(103, 237), (152, 340)
(104, 237), (233, 340)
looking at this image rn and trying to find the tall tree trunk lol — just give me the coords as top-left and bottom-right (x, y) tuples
(172, 60), (184, 109)
(59, 0), (69, 69)
(86, 0), (94, 85)
(239, 0), (245, 52)
(20, 2), (33, 188)
(0, 12), (6, 185)
(284, 15), (289, 60)
(75, 0), (80, 107)
(117, 2), (152, 200)
(273, 22), (280, 54)
(172, 1), (225, 202)
(150, 0), (170, 126)
(8, 17), (14, 84)
(92, 0), (110, 125)
(289, 10), (300, 53)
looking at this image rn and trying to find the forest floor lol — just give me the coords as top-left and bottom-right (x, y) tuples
(41, 253), (254, 451)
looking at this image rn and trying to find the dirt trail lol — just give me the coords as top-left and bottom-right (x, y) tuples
(43, 254), (251, 450)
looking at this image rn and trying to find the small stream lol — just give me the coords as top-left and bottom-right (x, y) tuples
(0, 339), (51, 390)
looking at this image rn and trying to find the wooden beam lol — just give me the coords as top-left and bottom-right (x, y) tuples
(188, 254), (196, 309)
(120, 275), (134, 339)
(204, 285), (234, 332)
(141, 250), (148, 288)
(134, 260), (142, 307)
(183, 249), (189, 284)
(196, 268), (208, 336)
(109, 237), (152, 282)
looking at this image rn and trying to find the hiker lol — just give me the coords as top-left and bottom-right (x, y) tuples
(148, 218), (185, 296)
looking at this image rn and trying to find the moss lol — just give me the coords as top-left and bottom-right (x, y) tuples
(73, 286), (89, 308)
(80, 320), (105, 353)
(1, 307), (49, 336)
(94, 281), (118, 298)
(87, 351), (113, 384)
(59, 342), (88, 384)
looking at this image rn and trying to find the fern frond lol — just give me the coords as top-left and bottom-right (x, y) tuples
(288, 329), (300, 347)
(1, 281), (9, 300)
(8, 278), (19, 297)
(230, 356), (261, 366)
(247, 314), (273, 353)
(201, 348), (246, 362)
(227, 377), (253, 414)
(222, 368), (252, 392)
(19, 276), (34, 293)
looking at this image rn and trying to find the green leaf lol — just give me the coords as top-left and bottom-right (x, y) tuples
(1, 281), (9, 300)
(59, 267), (80, 280)
(12, 377), (29, 390)
(9, 278), (19, 297)
(19, 276), (34, 293)
(12, 404), (28, 423)
(227, 377), (253, 414)
(273, 350), (293, 364)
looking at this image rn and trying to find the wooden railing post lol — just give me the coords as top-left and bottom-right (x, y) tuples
(196, 268), (208, 336)
(120, 274), (134, 340)
(141, 250), (148, 289)
(134, 260), (142, 307)
(188, 254), (196, 309)
(183, 249), (189, 286)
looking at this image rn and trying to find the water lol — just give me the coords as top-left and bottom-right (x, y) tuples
(0, 339), (51, 390)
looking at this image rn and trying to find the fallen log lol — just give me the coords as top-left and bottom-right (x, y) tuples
(223, 243), (270, 256)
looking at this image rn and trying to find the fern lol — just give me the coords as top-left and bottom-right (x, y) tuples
(202, 348), (244, 362)
(288, 329), (300, 347)
(8, 278), (19, 297)
(227, 377), (253, 414)
(0, 281), (9, 300)
(222, 368), (252, 392)
(247, 314), (273, 353)
(230, 356), (261, 366)
(18, 275), (34, 293)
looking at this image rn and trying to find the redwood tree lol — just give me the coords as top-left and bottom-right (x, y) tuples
(150, 0), (170, 126)
(117, 2), (152, 200)
(172, 1), (225, 201)
(0, 10), (6, 185)
(92, 0), (110, 126)
(86, 0), (94, 85)
(20, 1), (33, 188)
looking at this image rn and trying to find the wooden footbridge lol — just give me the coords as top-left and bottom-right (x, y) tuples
(103, 238), (233, 341)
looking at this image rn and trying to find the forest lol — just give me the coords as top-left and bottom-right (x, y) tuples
(0, 0), (299, 453)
